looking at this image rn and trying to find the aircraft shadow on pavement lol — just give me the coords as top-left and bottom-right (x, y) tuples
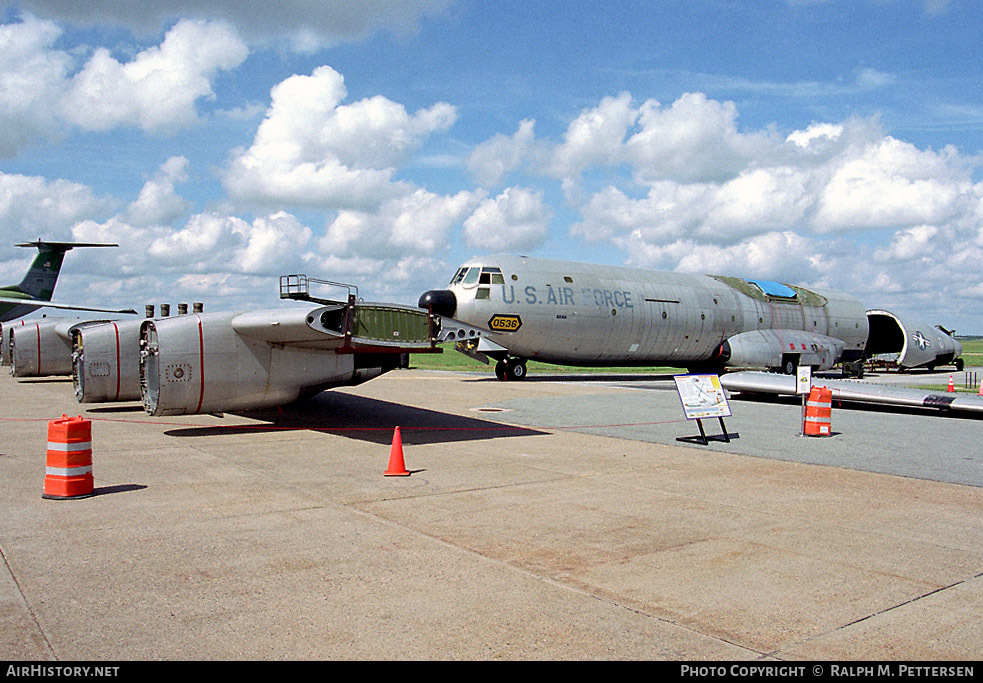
(465, 372), (680, 384)
(87, 404), (147, 413)
(162, 391), (548, 446)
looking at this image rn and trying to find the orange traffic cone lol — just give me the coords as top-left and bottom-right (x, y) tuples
(384, 426), (410, 476)
(978, 380), (982, 396)
(947, 376), (955, 392)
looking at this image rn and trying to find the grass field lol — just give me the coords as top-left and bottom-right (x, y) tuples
(406, 339), (983, 376)
(406, 349), (680, 375)
(959, 338), (983, 367)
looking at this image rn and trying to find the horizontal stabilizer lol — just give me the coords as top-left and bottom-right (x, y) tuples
(720, 371), (983, 416)
(16, 241), (119, 250)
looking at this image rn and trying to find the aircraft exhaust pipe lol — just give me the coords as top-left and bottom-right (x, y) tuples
(193, 302), (203, 313)
(418, 289), (457, 318)
(145, 305), (154, 318)
(160, 303), (170, 317)
(178, 303), (188, 315)
(717, 340), (732, 364)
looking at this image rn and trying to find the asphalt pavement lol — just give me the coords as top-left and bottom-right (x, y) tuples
(1, 368), (980, 660)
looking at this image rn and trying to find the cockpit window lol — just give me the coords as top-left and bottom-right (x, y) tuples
(748, 279), (798, 301)
(479, 267), (505, 285)
(452, 265), (504, 287)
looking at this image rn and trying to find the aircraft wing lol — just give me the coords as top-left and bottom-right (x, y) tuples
(140, 302), (453, 416)
(0, 295), (137, 315)
(720, 371), (983, 416)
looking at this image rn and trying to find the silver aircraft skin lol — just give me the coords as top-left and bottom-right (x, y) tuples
(866, 309), (963, 371)
(720, 371), (983, 416)
(419, 254), (964, 383)
(137, 301), (485, 416)
(8, 317), (111, 377)
(7, 267), (489, 416)
(419, 254), (873, 380)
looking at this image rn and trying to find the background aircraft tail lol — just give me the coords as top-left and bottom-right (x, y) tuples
(9, 240), (118, 301)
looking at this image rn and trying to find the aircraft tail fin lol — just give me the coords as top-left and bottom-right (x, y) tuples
(10, 240), (118, 301)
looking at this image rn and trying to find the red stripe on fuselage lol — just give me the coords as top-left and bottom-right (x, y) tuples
(113, 322), (121, 401)
(196, 316), (205, 414)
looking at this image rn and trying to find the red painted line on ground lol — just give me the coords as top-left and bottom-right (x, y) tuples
(0, 415), (688, 432)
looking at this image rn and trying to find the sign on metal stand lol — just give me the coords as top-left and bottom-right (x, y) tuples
(796, 365), (812, 436)
(673, 374), (739, 445)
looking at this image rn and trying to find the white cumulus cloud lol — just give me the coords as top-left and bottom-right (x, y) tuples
(466, 119), (539, 187)
(0, 14), (71, 156)
(146, 211), (312, 275)
(0, 170), (117, 240)
(463, 187), (553, 251)
(0, 15), (248, 156)
(223, 65), (458, 210)
(60, 19), (248, 133)
(121, 156), (193, 228)
(320, 188), (480, 260)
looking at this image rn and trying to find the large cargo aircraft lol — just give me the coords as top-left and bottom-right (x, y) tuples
(1, 240), (138, 371)
(418, 254), (963, 381)
(0, 241), (136, 322)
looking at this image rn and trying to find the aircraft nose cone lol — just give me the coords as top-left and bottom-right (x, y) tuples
(418, 289), (457, 318)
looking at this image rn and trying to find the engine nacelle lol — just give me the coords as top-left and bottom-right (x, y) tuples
(865, 309), (963, 370)
(139, 307), (398, 416)
(73, 319), (144, 403)
(10, 318), (113, 377)
(720, 329), (845, 373)
(0, 319), (36, 366)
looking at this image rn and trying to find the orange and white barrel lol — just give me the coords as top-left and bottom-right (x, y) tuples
(803, 386), (832, 437)
(42, 415), (94, 500)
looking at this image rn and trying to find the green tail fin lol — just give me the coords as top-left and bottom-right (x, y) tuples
(11, 241), (118, 300)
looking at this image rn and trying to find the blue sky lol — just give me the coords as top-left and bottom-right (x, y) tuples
(1, 0), (981, 332)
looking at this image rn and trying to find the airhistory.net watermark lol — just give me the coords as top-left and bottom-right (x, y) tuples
(5, 666), (119, 678)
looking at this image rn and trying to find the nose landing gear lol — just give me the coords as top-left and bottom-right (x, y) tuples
(494, 357), (527, 381)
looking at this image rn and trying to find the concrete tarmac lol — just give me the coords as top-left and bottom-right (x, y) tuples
(0, 368), (981, 660)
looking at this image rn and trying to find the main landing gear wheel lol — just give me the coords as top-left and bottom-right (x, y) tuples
(495, 358), (527, 381)
(495, 361), (507, 381)
(841, 359), (864, 379)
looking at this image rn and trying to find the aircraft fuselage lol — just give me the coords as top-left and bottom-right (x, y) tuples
(0, 287), (51, 323)
(420, 255), (869, 374)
